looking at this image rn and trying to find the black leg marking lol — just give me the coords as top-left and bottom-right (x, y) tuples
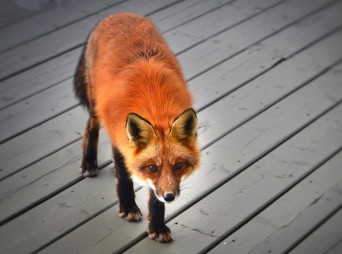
(81, 114), (100, 177)
(148, 189), (173, 243)
(113, 147), (142, 222)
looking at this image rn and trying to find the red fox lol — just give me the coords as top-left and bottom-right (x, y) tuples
(74, 13), (200, 243)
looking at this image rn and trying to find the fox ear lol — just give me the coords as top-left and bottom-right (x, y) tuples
(170, 108), (197, 143)
(126, 113), (155, 149)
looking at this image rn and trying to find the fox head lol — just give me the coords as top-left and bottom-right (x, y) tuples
(125, 108), (200, 203)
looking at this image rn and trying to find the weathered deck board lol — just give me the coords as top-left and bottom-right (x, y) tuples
(177, 0), (337, 79)
(0, 0), (180, 81)
(0, 47), (81, 110)
(0, 129), (112, 224)
(191, 0), (342, 109)
(0, 0), (125, 53)
(161, 0), (286, 55)
(0, 78), (76, 143)
(40, 62), (342, 254)
(247, 182), (342, 254)
(209, 151), (342, 253)
(0, 167), (119, 254)
(149, 0), (232, 33)
(1, 0), (342, 253)
(0, 106), (87, 180)
(96, 0), (183, 18)
(289, 209), (342, 254)
(197, 28), (342, 147)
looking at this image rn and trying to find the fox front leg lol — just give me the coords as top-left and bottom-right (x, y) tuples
(113, 147), (142, 222)
(148, 189), (173, 243)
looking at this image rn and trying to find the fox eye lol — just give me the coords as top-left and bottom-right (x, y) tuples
(148, 164), (158, 173)
(174, 162), (184, 171)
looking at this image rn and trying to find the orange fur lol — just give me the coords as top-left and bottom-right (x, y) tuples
(83, 13), (200, 197)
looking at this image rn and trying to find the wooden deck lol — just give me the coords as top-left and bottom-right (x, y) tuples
(1, 0), (342, 253)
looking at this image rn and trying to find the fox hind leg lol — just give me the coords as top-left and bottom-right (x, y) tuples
(81, 112), (100, 177)
(113, 147), (142, 222)
(74, 46), (100, 176)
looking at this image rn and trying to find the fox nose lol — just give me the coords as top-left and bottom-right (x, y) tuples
(163, 192), (175, 202)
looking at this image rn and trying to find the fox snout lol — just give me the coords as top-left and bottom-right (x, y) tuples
(155, 191), (178, 203)
(163, 192), (176, 202)
(157, 190), (178, 203)
(148, 177), (180, 203)
(159, 186), (180, 203)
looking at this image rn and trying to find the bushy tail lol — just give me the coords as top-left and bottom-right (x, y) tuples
(73, 46), (91, 110)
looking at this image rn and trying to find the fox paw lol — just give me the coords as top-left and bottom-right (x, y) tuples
(148, 225), (173, 243)
(119, 207), (142, 222)
(80, 161), (98, 177)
